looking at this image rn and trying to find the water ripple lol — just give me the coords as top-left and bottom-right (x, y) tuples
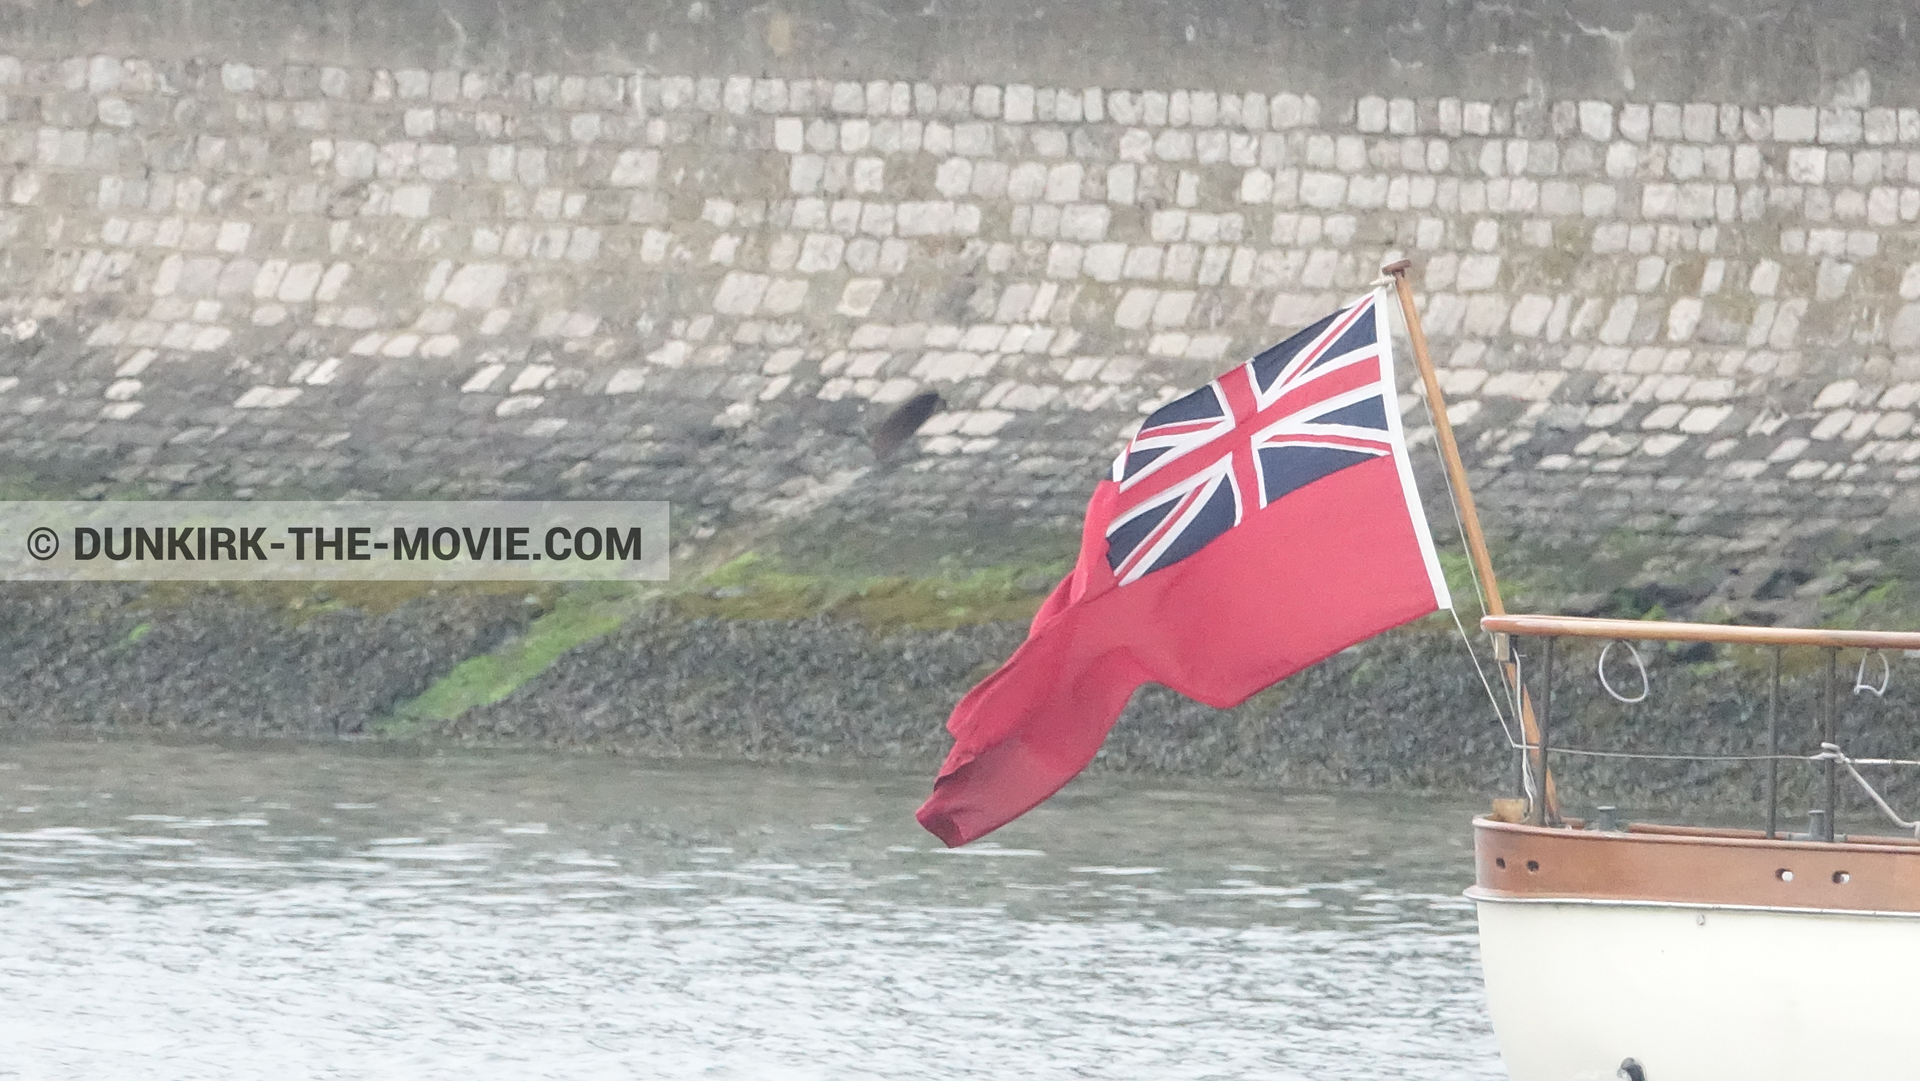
(0, 741), (1504, 1080)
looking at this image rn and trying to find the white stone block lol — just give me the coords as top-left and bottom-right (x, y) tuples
(375, 333), (420, 358)
(1114, 288), (1157, 329)
(390, 185), (432, 218)
(1184, 91), (1216, 128)
(1456, 254), (1500, 291)
(802, 118), (835, 152)
(1866, 108), (1896, 145)
(839, 118), (872, 153)
(1458, 101), (1489, 136)
(1154, 130), (1194, 161)
(1884, 304), (1920, 351)
(1168, 90), (1192, 127)
(1666, 297), (1703, 340)
(1004, 84), (1035, 122)
(1772, 106), (1817, 142)
(964, 160), (1007, 200)
(934, 157), (972, 197)
(333, 140), (376, 179)
(515, 147), (547, 186)
(1356, 96), (1388, 133)
(1578, 101), (1613, 141)
(1809, 410), (1853, 440)
(1299, 172), (1346, 208)
(1640, 403), (1688, 429)
(482, 144), (513, 182)
(1872, 413), (1914, 438)
(1603, 106), (1641, 144)
(797, 233), (844, 273)
(1509, 294), (1554, 337)
(853, 204), (892, 236)
(1060, 204), (1109, 242)
(1007, 162), (1046, 201)
(1296, 249), (1336, 289)
(1151, 290), (1194, 327)
(897, 201), (957, 236)
(1819, 107), (1863, 144)
(1787, 146), (1826, 183)
(1122, 246), (1164, 279)
(442, 263), (509, 309)
(1539, 180), (1580, 216)
(789, 154), (825, 194)
(218, 62), (255, 93)
(1335, 135), (1368, 172)
(1045, 162), (1082, 202)
(877, 239), (911, 274)
(1816, 259), (1853, 301)
(316, 263), (352, 303)
(275, 262), (323, 303)
(766, 233), (802, 271)
(1388, 98), (1416, 134)
(1648, 102), (1682, 140)
(1598, 142), (1634, 181)
(958, 410), (1012, 436)
(1681, 103), (1717, 142)
(1347, 175), (1388, 209)
(968, 84), (1000, 118)
(773, 117), (804, 154)
(1141, 90), (1170, 125)
(234, 386), (300, 409)
(1084, 243), (1126, 281)
(1869, 187), (1900, 226)
(1239, 168), (1274, 203)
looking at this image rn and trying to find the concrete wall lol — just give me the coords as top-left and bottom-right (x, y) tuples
(5, 2), (1920, 615)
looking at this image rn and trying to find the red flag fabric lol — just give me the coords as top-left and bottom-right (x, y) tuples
(917, 291), (1450, 846)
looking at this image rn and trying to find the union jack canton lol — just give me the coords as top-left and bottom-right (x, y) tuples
(1105, 292), (1405, 586)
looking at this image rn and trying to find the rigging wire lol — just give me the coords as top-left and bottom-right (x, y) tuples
(1414, 371), (1507, 733)
(1410, 359), (1531, 809)
(1822, 743), (1920, 840)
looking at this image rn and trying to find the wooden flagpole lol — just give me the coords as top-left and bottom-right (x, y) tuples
(1382, 259), (1559, 822)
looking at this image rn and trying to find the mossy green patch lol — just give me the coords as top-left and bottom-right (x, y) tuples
(1822, 576), (1917, 629)
(379, 582), (643, 735)
(125, 622), (152, 644)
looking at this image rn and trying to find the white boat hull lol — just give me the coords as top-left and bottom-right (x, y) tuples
(1476, 895), (1920, 1081)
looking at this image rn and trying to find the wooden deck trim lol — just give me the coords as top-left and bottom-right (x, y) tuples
(1474, 817), (1920, 914)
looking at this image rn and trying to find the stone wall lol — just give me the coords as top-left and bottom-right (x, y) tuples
(3, 2), (1920, 609)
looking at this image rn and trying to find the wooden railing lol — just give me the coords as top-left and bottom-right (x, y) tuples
(1481, 614), (1920, 839)
(1484, 614), (1920, 652)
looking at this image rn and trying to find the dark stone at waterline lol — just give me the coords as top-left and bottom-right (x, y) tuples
(0, 584), (542, 738)
(6, 585), (1920, 834)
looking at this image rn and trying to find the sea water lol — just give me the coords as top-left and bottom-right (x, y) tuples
(0, 741), (1504, 1079)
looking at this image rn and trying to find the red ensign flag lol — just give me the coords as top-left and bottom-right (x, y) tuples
(917, 291), (1451, 846)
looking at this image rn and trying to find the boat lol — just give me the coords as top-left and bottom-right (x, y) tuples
(1384, 259), (1920, 1080)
